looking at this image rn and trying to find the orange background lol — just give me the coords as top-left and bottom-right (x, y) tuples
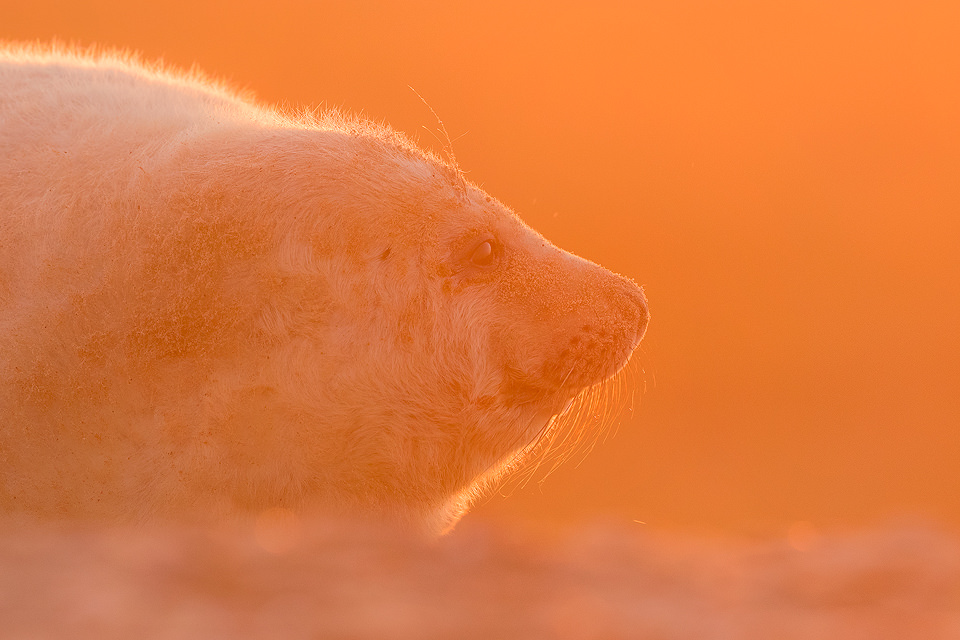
(4, 0), (958, 536)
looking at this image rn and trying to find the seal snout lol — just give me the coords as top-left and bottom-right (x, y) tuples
(532, 275), (648, 395)
(606, 275), (649, 350)
(628, 283), (650, 348)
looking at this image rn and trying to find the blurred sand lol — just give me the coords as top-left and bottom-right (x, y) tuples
(2, 518), (957, 639)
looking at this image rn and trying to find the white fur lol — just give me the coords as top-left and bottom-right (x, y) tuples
(0, 44), (648, 534)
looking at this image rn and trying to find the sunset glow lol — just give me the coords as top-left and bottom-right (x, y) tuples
(3, 0), (958, 537)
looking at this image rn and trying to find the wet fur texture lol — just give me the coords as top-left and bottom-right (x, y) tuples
(0, 45), (648, 534)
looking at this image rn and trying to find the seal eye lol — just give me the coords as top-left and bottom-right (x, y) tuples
(470, 240), (495, 267)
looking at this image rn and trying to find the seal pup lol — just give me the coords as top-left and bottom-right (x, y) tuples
(0, 45), (648, 533)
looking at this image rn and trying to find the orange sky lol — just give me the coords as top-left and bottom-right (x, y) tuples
(4, 0), (959, 535)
